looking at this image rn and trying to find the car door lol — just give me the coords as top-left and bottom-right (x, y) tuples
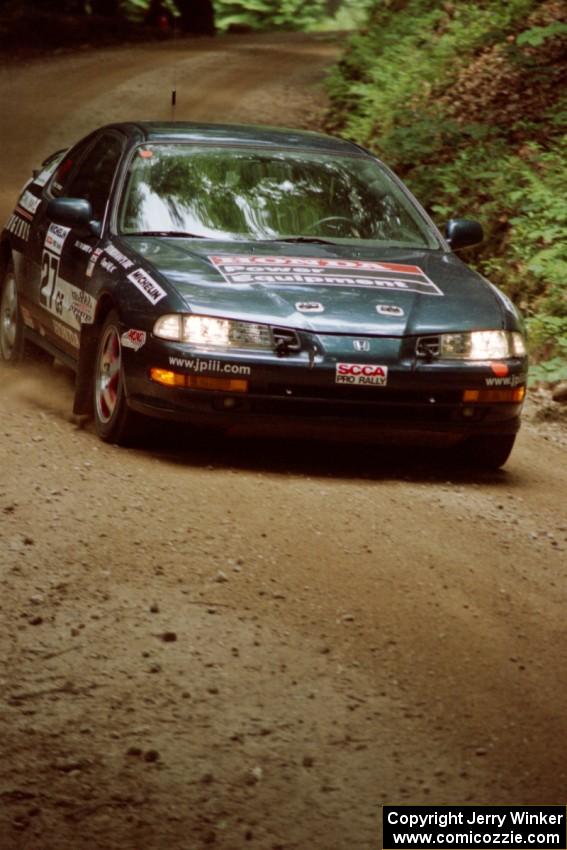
(26, 131), (126, 361)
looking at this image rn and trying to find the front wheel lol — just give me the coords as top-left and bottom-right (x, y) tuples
(458, 433), (517, 470)
(0, 262), (24, 363)
(93, 310), (139, 444)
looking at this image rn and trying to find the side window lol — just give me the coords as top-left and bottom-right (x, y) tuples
(64, 134), (124, 223)
(49, 137), (94, 199)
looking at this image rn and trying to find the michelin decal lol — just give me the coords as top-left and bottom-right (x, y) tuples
(127, 268), (167, 305)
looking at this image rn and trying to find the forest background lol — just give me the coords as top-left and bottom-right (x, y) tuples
(1, 0), (566, 381)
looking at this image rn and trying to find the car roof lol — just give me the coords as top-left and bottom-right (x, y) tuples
(104, 121), (369, 157)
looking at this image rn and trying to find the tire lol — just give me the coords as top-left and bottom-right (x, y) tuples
(459, 433), (517, 470)
(93, 310), (138, 444)
(0, 261), (25, 363)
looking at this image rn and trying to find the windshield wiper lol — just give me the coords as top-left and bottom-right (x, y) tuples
(130, 230), (210, 239)
(264, 236), (339, 245)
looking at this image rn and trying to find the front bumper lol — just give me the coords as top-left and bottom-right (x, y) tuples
(123, 336), (527, 442)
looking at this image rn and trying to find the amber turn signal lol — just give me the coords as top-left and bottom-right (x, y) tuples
(462, 387), (525, 403)
(150, 368), (248, 393)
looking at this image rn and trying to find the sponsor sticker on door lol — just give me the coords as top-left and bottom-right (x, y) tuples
(335, 362), (388, 386)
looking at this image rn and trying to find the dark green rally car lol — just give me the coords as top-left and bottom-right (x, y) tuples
(0, 122), (527, 467)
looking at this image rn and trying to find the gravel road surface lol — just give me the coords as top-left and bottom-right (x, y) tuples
(1, 32), (566, 850)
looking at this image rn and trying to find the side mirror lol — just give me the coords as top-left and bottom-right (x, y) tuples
(46, 198), (100, 236)
(445, 219), (483, 250)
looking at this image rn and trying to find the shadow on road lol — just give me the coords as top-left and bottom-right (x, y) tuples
(130, 417), (519, 487)
(2, 358), (521, 485)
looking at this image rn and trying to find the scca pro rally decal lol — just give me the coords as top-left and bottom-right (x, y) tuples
(209, 255), (443, 296)
(336, 363), (388, 386)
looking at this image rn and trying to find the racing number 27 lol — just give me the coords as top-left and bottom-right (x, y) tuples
(40, 252), (62, 313)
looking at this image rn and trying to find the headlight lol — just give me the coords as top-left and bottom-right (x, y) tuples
(154, 315), (182, 340)
(435, 330), (526, 360)
(154, 314), (273, 350)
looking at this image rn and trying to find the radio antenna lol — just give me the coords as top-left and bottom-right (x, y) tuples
(170, 6), (179, 122)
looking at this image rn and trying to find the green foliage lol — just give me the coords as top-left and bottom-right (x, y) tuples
(125, 0), (334, 30)
(315, 0), (374, 32)
(124, 0), (340, 29)
(0, 0), (344, 37)
(530, 338), (567, 384)
(516, 22), (567, 47)
(326, 0), (567, 374)
(213, 0), (326, 32)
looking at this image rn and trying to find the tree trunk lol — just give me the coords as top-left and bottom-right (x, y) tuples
(90, 0), (119, 15)
(176, 0), (216, 35)
(326, 0), (342, 14)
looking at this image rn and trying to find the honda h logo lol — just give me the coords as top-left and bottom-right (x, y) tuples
(353, 339), (370, 352)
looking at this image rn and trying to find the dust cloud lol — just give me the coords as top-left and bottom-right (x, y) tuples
(1, 359), (75, 421)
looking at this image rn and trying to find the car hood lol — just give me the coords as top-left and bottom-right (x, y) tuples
(121, 237), (506, 336)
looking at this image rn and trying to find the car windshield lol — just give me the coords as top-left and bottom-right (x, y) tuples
(118, 144), (440, 248)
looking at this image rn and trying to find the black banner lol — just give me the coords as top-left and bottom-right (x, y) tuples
(383, 805), (566, 849)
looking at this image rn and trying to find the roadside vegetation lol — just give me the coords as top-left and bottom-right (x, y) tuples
(325, 0), (567, 381)
(212, 0), (369, 31)
(2, 0), (564, 378)
(0, 0), (362, 46)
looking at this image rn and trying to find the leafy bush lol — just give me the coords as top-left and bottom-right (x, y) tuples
(315, 0), (374, 32)
(213, 0), (326, 32)
(325, 0), (567, 370)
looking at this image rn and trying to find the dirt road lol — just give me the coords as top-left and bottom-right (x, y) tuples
(1, 34), (567, 850)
